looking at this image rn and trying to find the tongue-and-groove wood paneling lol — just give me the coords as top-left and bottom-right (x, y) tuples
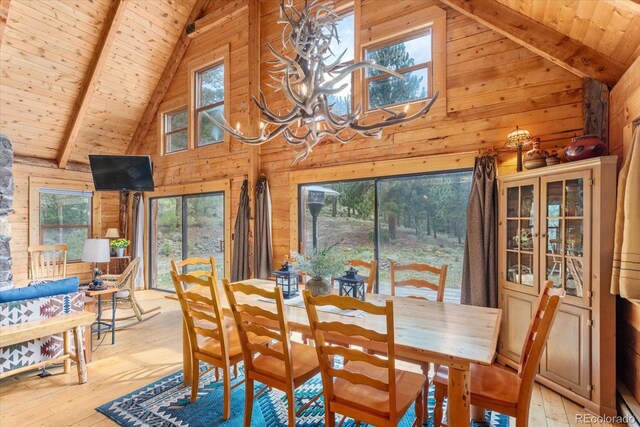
(131, 0), (584, 273)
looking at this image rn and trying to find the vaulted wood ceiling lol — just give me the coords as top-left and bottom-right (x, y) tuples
(0, 0), (638, 166)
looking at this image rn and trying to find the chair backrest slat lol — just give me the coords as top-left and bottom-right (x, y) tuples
(171, 271), (229, 361)
(223, 280), (293, 377)
(171, 257), (219, 285)
(390, 261), (448, 301)
(303, 291), (398, 419)
(28, 244), (67, 281)
(348, 259), (377, 293)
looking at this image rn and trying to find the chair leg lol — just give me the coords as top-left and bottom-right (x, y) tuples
(286, 390), (296, 426)
(132, 300), (144, 321)
(244, 378), (254, 427)
(190, 358), (200, 403)
(420, 362), (430, 423)
(433, 383), (446, 427)
(223, 366), (232, 420)
(415, 388), (424, 427)
(325, 409), (336, 427)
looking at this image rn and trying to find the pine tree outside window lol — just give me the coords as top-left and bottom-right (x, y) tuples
(365, 30), (432, 110)
(195, 63), (225, 147)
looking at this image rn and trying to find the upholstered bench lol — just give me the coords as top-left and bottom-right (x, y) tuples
(0, 277), (94, 382)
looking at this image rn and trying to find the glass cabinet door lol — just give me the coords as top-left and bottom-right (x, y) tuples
(503, 179), (539, 295)
(540, 171), (591, 306)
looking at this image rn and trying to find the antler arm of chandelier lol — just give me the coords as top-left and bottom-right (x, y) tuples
(350, 91), (439, 132)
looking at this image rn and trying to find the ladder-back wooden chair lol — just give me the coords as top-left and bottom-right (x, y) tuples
(223, 279), (322, 427)
(101, 257), (160, 324)
(303, 290), (426, 426)
(349, 259), (377, 293)
(433, 281), (566, 426)
(28, 244), (67, 281)
(390, 261), (448, 301)
(171, 256), (219, 285)
(170, 272), (244, 419)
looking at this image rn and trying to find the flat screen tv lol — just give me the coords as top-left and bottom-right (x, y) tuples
(89, 155), (155, 192)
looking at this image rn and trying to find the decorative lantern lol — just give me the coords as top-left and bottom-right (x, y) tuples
(337, 267), (367, 301)
(273, 262), (300, 299)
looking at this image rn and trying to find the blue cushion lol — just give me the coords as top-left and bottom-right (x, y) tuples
(0, 277), (79, 303)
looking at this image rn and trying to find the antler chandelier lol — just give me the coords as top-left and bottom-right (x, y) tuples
(206, 0), (439, 163)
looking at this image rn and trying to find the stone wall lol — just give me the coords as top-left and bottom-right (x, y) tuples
(0, 134), (13, 290)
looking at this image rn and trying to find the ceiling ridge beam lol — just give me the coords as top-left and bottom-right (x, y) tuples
(439, 0), (626, 87)
(125, 0), (211, 155)
(57, 0), (129, 169)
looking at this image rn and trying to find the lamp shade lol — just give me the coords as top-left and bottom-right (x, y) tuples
(505, 126), (532, 148)
(105, 228), (120, 238)
(81, 239), (111, 263)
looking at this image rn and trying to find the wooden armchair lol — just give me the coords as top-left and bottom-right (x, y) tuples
(100, 257), (160, 324)
(28, 244), (67, 281)
(433, 281), (566, 426)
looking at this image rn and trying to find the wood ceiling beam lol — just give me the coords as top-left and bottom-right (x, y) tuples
(185, 0), (248, 39)
(15, 155), (91, 173)
(125, 0), (211, 155)
(57, 0), (128, 169)
(439, 0), (626, 87)
(0, 0), (11, 45)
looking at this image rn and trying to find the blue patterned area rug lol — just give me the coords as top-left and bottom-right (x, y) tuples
(96, 364), (509, 427)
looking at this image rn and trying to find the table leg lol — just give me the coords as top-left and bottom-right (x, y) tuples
(111, 292), (116, 344)
(72, 326), (87, 384)
(96, 295), (102, 340)
(447, 365), (471, 427)
(183, 319), (191, 386)
(84, 326), (92, 363)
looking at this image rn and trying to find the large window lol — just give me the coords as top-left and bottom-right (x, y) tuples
(149, 192), (225, 291)
(299, 170), (471, 302)
(365, 30), (432, 110)
(326, 12), (354, 116)
(39, 189), (92, 261)
(163, 108), (188, 154)
(195, 63), (225, 147)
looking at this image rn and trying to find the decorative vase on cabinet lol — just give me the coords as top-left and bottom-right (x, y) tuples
(497, 156), (617, 417)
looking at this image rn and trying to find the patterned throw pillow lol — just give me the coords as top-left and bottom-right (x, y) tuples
(28, 280), (51, 286)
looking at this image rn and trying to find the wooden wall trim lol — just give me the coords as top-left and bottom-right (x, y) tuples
(287, 151), (476, 253)
(57, 0), (128, 169)
(126, 0), (212, 155)
(438, 0), (625, 87)
(0, 0), (10, 45)
(186, 0), (248, 38)
(141, 180), (232, 288)
(27, 176), (101, 281)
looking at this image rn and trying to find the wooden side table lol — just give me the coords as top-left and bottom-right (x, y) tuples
(84, 287), (118, 346)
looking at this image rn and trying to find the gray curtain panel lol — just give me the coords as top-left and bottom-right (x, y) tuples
(461, 156), (498, 308)
(232, 180), (250, 282)
(131, 192), (144, 288)
(254, 177), (273, 279)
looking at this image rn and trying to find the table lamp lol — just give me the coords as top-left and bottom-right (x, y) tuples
(82, 238), (110, 282)
(105, 228), (120, 256)
(505, 125), (532, 172)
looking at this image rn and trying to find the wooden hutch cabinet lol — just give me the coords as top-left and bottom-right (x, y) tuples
(497, 156), (618, 416)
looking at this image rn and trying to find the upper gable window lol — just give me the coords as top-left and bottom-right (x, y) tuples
(326, 12), (354, 116)
(195, 63), (225, 147)
(365, 30), (432, 110)
(163, 108), (188, 154)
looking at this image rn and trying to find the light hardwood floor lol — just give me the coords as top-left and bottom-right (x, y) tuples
(0, 290), (625, 426)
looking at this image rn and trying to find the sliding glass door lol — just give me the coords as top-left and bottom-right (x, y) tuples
(149, 192), (225, 291)
(298, 170), (471, 302)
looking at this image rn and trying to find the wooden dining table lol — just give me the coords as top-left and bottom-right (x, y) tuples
(168, 279), (502, 427)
